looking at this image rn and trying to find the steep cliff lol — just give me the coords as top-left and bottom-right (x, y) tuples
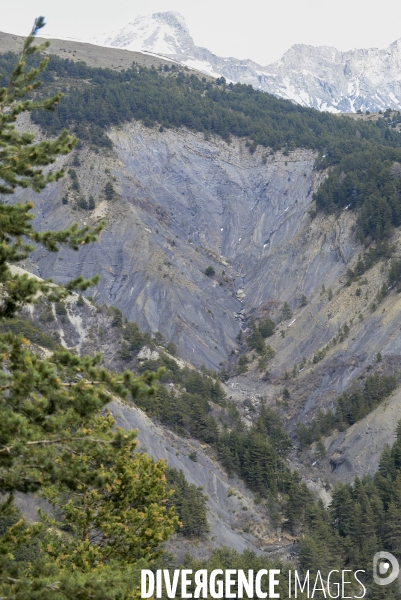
(4, 26), (401, 533)
(11, 115), (401, 490)
(15, 123), (319, 369)
(11, 286), (297, 560)
(6, 30), (401, 585)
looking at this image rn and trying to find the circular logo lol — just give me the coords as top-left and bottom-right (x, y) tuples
(373, 552), (399, 586)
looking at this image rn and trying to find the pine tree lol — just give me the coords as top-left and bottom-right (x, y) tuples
(384, 502), (401, 558)
(0, 18), (177, 599)
(104, 180), (115, 200)
(41, 417), (178, 570)
(378, 444), (395, 478)
(77, 195), (88, 209)
(330, 483), (354, 537)
(315, 437), (326, 459)
(281, 301), (293, 321)
(258, 316), (275, 338)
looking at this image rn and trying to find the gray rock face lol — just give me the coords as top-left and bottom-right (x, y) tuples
(256, 40), (401, 112)
(109, 399), (275, 558)
(12, 117), (401, 487)
(13, 289), (275, 555)
(325, 386), (401, 483)
(137, 346), (160, 361)
(92, 11), (401, 112)
(19, 123), (320, 369)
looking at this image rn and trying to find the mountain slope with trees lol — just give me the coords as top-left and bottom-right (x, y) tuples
(4, 22), (401, 600)
(0, 19), (179, 600)
(92, 11), (401, 114)
(0, 47), (398, 244)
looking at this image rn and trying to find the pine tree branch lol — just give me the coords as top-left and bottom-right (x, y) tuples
(0, 437), (112, 454)
(0, 381), (104, 390)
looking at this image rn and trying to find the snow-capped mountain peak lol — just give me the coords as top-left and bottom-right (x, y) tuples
(91, 12), (195, 57)
(91, 12), (401, 113)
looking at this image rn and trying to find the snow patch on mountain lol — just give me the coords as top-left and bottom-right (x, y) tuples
(181, 59), (221, 78)
(91, 12), (401, 113)
(91, 12), (194, 57)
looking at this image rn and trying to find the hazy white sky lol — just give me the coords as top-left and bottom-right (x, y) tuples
(2, 0), (401, 65)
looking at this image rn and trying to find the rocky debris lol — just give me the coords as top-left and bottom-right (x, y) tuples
(235, 289), (246, 302)
(225, 381), (262, 423)
(329, 451), (350, 473)
(233, 309), (247, 329)
(137, 346), (160, 361)
(16, 122), (319, 370)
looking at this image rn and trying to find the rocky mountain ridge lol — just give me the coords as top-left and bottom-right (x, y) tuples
(92, 11), (401, 112)
(11, 115), (401, 492)
(14, 283), (301, 561)
(3, 33), (401, 561)
(16, 121), (320, 369)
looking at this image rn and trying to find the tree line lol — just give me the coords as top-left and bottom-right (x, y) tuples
(297, 422), (401, 599)
(296, 372), (398, 448)
(3, 48), (401, 242)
